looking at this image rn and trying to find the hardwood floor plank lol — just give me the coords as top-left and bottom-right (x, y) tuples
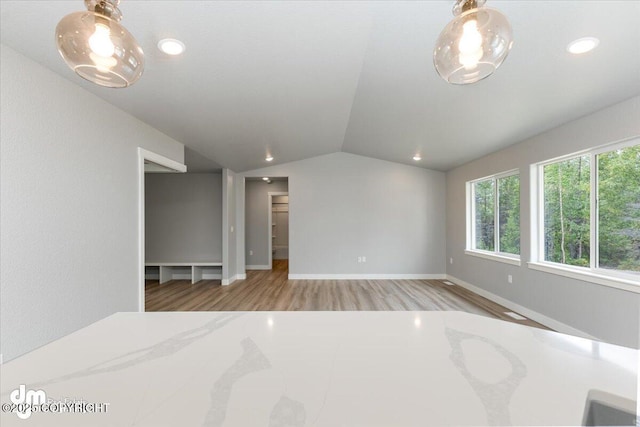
(145, 260), (549, 331)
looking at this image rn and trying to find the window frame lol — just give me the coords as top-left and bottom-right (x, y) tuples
(466, 169), (521, 266)
(529, 137), (640, 292)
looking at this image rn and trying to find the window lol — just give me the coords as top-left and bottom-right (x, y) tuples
(499, 174), (521, 255)
(474, 179), (495, 251)
(543, 155), (590, 266)
(598, 146), (640, 273)
(468, 171), (520, 262)
(535, 140), (639, 281)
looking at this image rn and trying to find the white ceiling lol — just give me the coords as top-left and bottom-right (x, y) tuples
(2, 1), (639, 172)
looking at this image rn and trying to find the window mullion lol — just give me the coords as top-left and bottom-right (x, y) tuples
(591, 152), (598, 271)
(494, 178), (500, 253)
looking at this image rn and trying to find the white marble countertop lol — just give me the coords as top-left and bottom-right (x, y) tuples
(1, 311), (637, 426)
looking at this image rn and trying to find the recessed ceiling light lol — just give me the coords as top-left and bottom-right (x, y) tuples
(262, 177), (270, 181)
(413, 155), (422, 161)
(567, 37), (599, 54)
(158, 38), (185, 55)
(265, 156), (274, 162)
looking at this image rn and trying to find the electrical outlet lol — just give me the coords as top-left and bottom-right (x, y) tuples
(249, 250), (253, 256)
(357, 257), (362, 263)
(508, 274), (513, 284)
(362, 256), (366, 263)
(450, 257), (453, 265)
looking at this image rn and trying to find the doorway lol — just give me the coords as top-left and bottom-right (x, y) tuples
(137, 148), (186, 312)
(244, 177), (288, 272)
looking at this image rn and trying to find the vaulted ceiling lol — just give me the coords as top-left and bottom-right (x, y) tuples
(2, 1), (639, 172)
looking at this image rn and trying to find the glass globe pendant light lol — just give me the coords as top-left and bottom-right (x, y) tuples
(55, 0), (144, 88)
(434, 0), (513, 85)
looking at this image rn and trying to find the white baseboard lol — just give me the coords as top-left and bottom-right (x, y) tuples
(288, 274), (446, 280)
(222, 274), (243, 286)
(446, 274), (599, 341)
(246, 265), (271, 270)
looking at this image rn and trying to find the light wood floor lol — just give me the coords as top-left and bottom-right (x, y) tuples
(145, 260), (549, 330)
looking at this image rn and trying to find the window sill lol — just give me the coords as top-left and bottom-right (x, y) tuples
(465, 250), (521, 266)
(527, 262), (640, 294)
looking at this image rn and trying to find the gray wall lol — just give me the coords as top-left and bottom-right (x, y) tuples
(245, 180), (289, 267)
(446, 96), (640, 348)
(238, 152), (447, 276)
(145, 173), (222, 262)
(0, 46), (185, 361)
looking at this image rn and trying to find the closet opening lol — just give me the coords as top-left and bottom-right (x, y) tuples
(269, 191), (289, 271)
(245, 177), (288, 273)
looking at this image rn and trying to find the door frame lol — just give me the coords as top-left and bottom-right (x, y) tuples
(137, 148), (186, 312)
(267, 191), (289, 269)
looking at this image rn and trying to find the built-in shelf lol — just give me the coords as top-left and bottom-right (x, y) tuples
(145, 262), (222, 284)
